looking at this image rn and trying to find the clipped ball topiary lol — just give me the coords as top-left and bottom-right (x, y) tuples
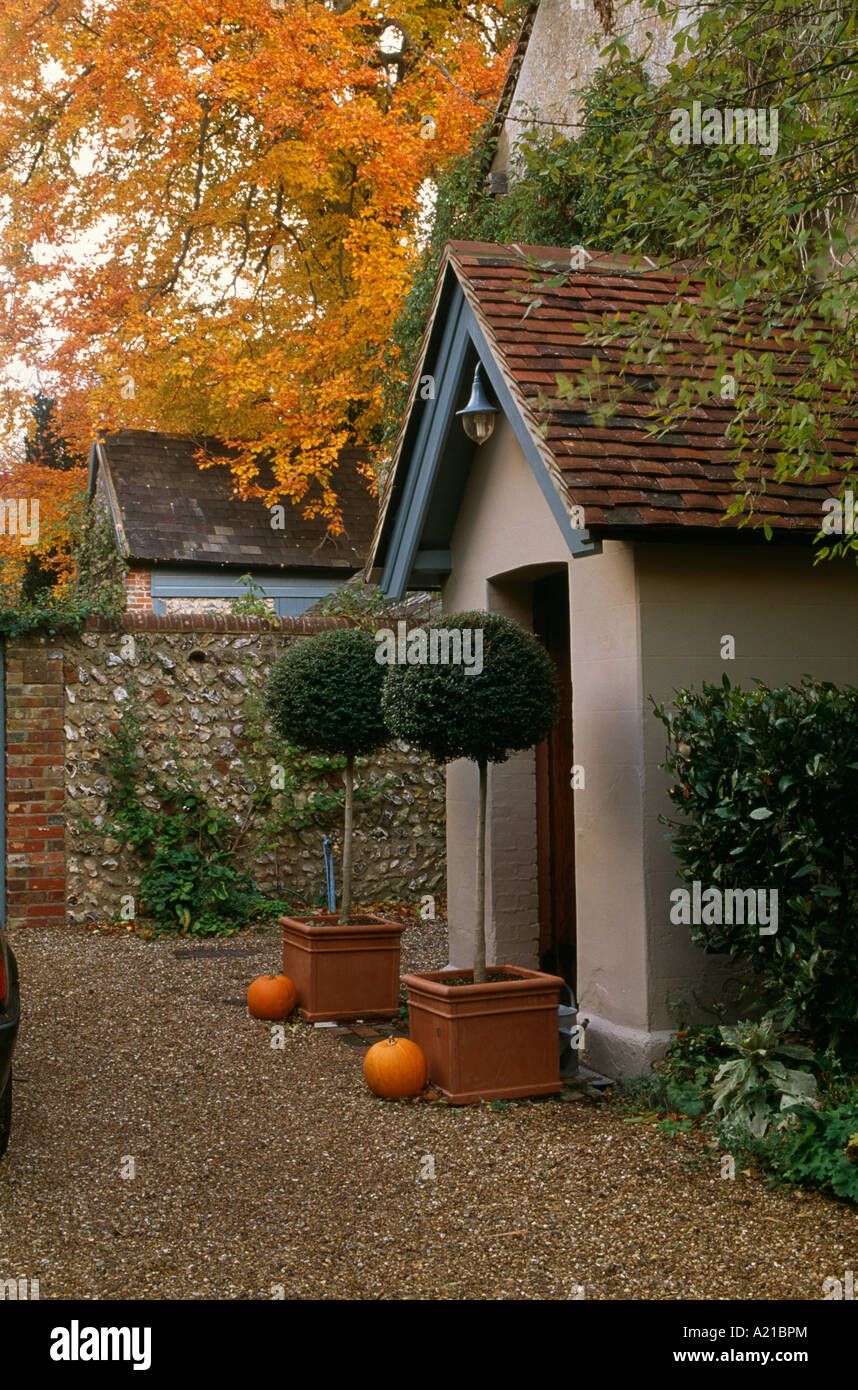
(265, 625), (388, 923)
(265, 625), (388, 758)
(382, 611), (558, 980)
(381, 610), (558, 765)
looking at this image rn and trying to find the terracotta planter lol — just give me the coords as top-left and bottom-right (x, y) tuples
(401, 965), (564, 1104)
(280, 912), (404, 1022)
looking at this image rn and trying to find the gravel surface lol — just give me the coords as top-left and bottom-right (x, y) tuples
(1, 922), (856, 1300)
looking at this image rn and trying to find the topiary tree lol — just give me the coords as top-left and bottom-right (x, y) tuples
(265, 626), (388, 924)
(382, 611), (558, 982)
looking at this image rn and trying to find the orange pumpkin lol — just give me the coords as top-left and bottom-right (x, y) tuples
(363, 1036), (427, 1099)
(246, 973), (298, 1020)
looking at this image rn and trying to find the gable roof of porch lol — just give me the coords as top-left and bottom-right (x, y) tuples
(370, 240), (852, 596)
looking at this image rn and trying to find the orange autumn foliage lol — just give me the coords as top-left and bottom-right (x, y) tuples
(0, 454), (87, 607)
(0, 1), (517, 531)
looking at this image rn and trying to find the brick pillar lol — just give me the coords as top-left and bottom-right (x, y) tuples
(125, 566), (153, 614)
(5, 635), (66, 928)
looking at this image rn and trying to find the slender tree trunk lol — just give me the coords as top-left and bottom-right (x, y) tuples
(474, 759), (488, 983)
(340, 755), (354, 925)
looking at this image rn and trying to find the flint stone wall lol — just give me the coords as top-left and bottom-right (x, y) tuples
(12, 615), (445, 928)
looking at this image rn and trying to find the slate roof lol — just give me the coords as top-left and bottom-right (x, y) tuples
(372, 240), (851, 563)
(91, 431), (377, 571)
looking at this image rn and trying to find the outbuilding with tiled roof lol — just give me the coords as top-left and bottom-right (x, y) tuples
(369, 238), (858, 1078)
(89, 431), (377, 616)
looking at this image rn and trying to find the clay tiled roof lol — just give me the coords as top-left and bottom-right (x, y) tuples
(448, 240), (853, 535)
(93, 431), (377, 570)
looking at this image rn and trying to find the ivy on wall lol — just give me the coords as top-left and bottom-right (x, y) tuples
(83, 672), (393, 937)
(381, 58), (664, 448)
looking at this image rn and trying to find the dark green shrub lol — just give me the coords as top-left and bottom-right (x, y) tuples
(265, 627), (388, 922)
(381, 611), (558, 765)
(382, 611), (558, 980)
(654, 677), (858, 1059)
(265, 627), (387, 759)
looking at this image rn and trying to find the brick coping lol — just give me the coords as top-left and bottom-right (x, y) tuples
(81, 613), (357, 634)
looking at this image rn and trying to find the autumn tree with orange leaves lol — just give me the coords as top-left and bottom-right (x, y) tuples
(0, 393), (123, 632)
(0, 0), (519, 535)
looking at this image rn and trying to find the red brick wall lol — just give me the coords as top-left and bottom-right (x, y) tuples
(125, 566), (153, 614)
(4, 636), (66, 929)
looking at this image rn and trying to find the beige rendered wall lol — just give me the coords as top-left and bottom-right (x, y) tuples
(435, 414), (858, 1077)
(638, 542), (858, 1044)
(440, 419), (662, 1081)
(566, 538), (653, 1074)
(494, 0), (682, 177)
(442, 416), (571, 971)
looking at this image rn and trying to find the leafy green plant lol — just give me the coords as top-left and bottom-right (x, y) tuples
(317, 580), (397, 630)
(610, 1007), (858, 1205)
(229, 573), (274, 618)
(141, 843), (260, 936)
(613, 1022), (724, 1119)
(382, 610), (557, 982)
(712, 1019), (818, 1139)
(654, 677), (858, 1059)
(658, 1115), (695, 1137)
(93, 700), (296, 936)
(814, 1051), (858, 1109)
(778, 1104), (858, 1203)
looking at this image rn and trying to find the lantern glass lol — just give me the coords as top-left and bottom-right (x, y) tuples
(457, 363), (497, 445)
(461, 410), (496, 444)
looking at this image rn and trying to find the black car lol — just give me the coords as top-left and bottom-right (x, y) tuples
(0, 921), (19, 1158)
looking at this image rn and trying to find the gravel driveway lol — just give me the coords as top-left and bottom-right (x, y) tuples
(1, 922), (856, 1300)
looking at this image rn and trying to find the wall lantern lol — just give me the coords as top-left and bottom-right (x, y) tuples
(456, 362), (497, 445)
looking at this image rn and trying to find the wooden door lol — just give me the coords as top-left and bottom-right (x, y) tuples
(533, 572), (575, 992)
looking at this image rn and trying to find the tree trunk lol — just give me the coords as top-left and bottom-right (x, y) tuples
(339, 755), (354, 925)
(474, 759), (488, 983)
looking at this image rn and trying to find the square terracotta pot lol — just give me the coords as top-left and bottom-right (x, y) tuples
(281, 912), (404, 1022)
(401, 965), (564, 1104)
